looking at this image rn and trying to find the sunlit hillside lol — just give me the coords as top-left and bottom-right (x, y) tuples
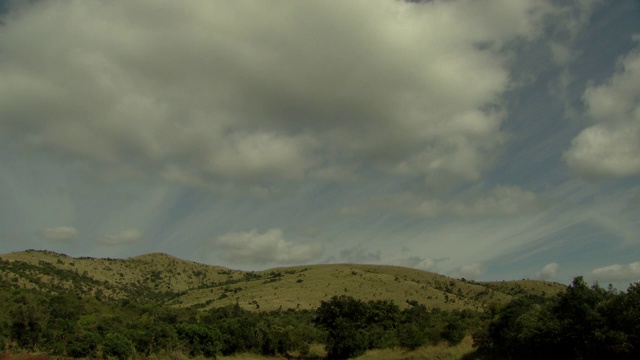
(0, 250), (565, 312)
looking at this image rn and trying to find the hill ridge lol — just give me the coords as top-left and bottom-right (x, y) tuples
(0, 249), (566, 312)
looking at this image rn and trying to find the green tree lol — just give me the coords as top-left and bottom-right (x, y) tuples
(441, 321), (465, 346)
(9, 294), (48, 351)
(103, 332), (135, 360)
(66, 330), (99, 359)
(474, 277), (640, 359)
(619, 282), (640, 357)
(553, 277), (615, 359)
(315, 296), (370, 359)
(325, 317), (368, 359)
(176, 323), (222, 358)
(397, 322), (426, 350)
(129, 320), (179, 355)
(44, 294), (86, 356)
(365, 300), (400, 349)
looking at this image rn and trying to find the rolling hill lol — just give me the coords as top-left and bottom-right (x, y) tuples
(0, 249), (565, 312)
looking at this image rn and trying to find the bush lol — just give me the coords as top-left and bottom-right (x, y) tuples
(176, 323), (222, 358)
(326, 318), (368, 359)
(441, 321), (465, 346)
(474, 277), (640, 359)
(67, 332), (99, 358)
(397, 323), (426, 350)
(103, 332), (135, 360)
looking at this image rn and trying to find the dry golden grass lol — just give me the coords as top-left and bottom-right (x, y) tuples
(213, 337), (476, 360)
(0, 250), (565, 313)
(179, 263), (504, 312)
(355, 336), (476, 360)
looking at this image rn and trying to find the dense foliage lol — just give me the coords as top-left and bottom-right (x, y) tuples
(0, 288), (320, 359)
(315, 295), (476, 359)
(3, 265), (639, 360)
(474, 277), (640, 359)
(0, 286), (476, 359)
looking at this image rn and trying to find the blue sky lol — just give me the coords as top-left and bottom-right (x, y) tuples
(1, 0), (639, 288)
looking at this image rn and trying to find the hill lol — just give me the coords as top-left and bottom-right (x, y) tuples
(0, 249), (565, 312)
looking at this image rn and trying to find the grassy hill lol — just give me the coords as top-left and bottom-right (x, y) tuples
(0, 249), (565, 312)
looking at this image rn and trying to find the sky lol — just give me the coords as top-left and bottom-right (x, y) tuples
(1, 0), (639, 289)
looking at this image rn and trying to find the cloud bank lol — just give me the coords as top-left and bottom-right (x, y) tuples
(0, 0), (555, 195)
(536, 262), (559, 280)
(40, 226), (78, 242)
(215, 229), (323, 265)
(591, 262), (640, 283)
(453, 263), (485, 279)
(565, 45), (640, 178)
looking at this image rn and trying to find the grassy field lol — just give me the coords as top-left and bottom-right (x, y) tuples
(0, 250), (566, 312)
(0, 337), (476, 360)
(214, 337), (475, 360)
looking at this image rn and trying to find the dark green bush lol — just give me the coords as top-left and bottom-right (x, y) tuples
(103, 332), (135, 360)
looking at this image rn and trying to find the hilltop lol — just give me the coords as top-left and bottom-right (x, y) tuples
(0, 249), (565, 312)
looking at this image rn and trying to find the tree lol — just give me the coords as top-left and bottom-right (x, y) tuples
(474, 277), (640, 359)
(9, 294), (48, 351)
(315, 296), (370, 359)
(103, 332), (135, 360)
(553, 277), (614, 359)
(397, 322), (425, 350)
(176, 323), (222, 358)
(325, 317), (368, 359)
(441, 321), (465, 346)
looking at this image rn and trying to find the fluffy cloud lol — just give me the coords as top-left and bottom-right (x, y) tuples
(40, 226), (78, 242)
(591, 262), (640, 282)
(343, 185), (542, 217)
(97, 228), (143, 245)
(565, 47), (640, 178)
(536, 262), (559, 280)
(396, 256), (449, 272)
(453, 263), (485, 279)
(0, 0), (555, 194)
(215, 229), (323, 265)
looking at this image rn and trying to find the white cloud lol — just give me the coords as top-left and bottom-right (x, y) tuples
(0, 0), (556, 194)
(97, 228), (143, 246)
(395, 256), (449, 272)
(215, 229), (323, 265)
(453, 263), (485, 279)
(536, 262), (559, 280)
(40, 226), (78, 242)
(591, 262), (640, 283)
(565, 47), (640, 178)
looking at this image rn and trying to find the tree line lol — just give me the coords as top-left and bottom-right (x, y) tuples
(1, 276), (639, 359)
(0, 287), (476, 359)
(0, 289), (321, 359)
(474, 277), (640, 359)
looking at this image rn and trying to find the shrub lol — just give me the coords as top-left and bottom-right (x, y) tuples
(103, 332), (135, 360)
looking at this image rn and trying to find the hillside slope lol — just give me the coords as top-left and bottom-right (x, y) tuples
(0, 250), (565, 311)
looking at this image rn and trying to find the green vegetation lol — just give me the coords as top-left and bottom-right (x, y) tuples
(2, 251), (639, 359)
(0, 250), (566, 312)
(474, 276), (640, 359)
(0, 287), (318, 359)
(0, 288), (476, 359)
(315, 296), (476, 358)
